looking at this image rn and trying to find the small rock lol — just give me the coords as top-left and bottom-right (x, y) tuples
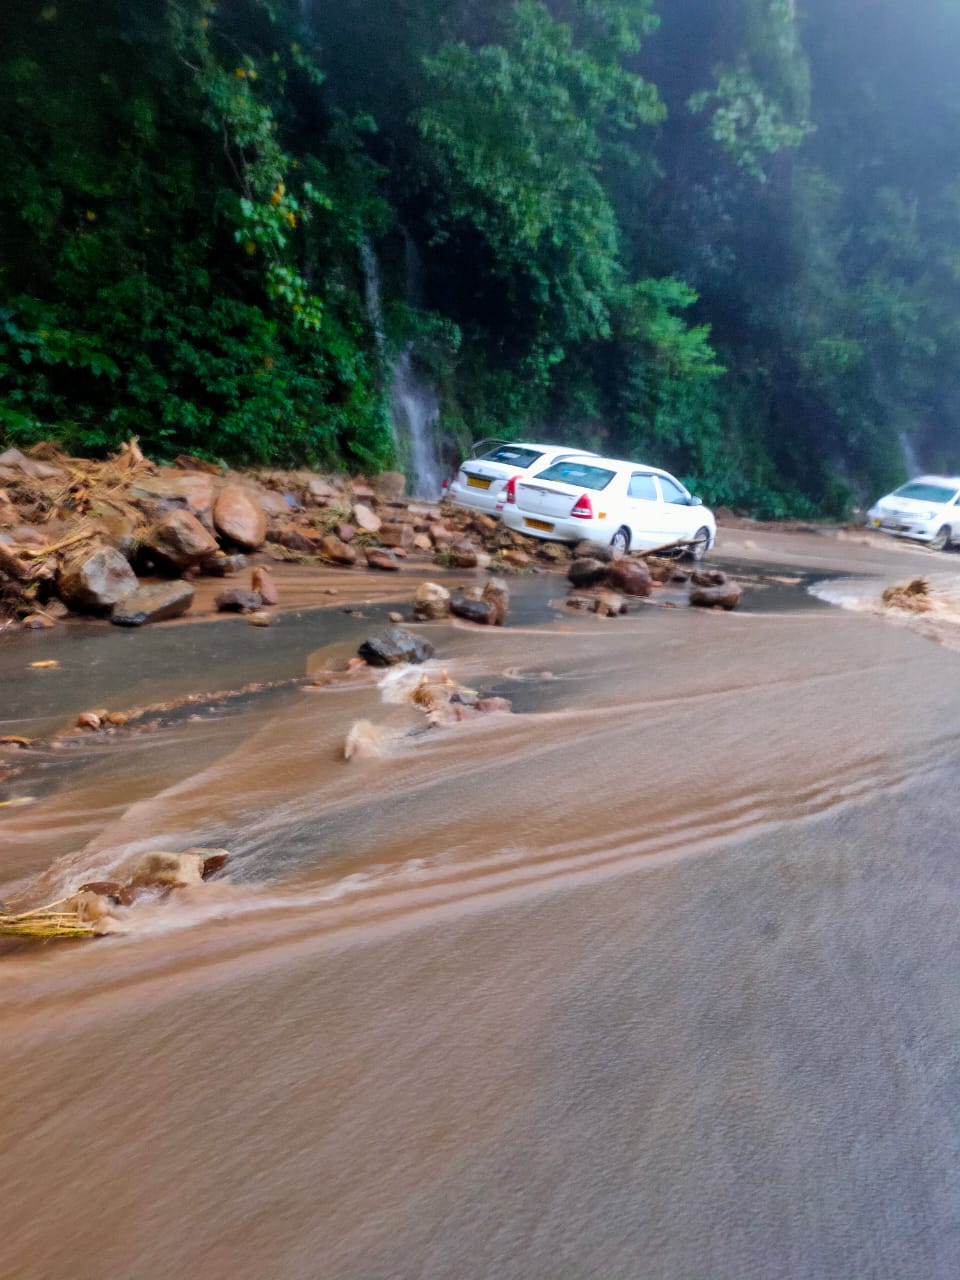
(412, 533), (433, 552)
(111, 581), (195, 626)
(251, 566), (279, 605)
(500, 549), (533, 568)
(213, 485), (267, 550)
(413, 581), (451, 621)
(573, 541), (615, 562)
(268, 526), (321, 554)
(449, 540), (480, 569)
(482, 577), (510, 625)
(365, 547), (400, 571)
(21, 613), (55, 630)
(476, 696), (512, 714)
(105, 711), (128, 726)
(247, 610), (273, 627)
(200, 552), (247, 577)
(689, 580), (743, 610)
(388, 611), (405, 624)
(352, 503), (382, 534)
(593, 589), (626, 617)
(215, 588), (263, 612)
(357, 626), (435, 666)
(335, 523), (357, 543)
(320, 534), (358, 565)
(566, 594), (597, 612)
(77, 711), (102, 731)
(568, 557), (608, 589)
(450, 594), (497, 625)
(308, 477), (340, 501)
(379, 522), (415, 550)
(145, 509), (218, 570)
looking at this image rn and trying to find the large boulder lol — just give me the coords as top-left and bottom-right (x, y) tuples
(128, 471), (216, 525)
(145, 509), (218, 570)
(358, 626), (435, 666)
(58, 545), (138, 612)
(111, 581), (195, 626)
(568, 557), (608, 589)
(412, 581), (451, 621)
(213, 485), (266, 551)
(606, 558), (652, 597)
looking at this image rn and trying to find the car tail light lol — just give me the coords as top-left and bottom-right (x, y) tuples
(504, 475), (518, 504)
(570, 493), (594, 519)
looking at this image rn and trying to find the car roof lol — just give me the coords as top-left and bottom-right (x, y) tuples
(539, 453), (677, 480)
(903, 474), (960, 487)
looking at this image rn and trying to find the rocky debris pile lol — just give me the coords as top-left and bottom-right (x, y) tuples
(0, 848), (231, 939)
(564, 550), (650, 615)
(0, 440), (716, 629)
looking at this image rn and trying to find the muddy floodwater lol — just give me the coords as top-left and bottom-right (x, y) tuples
(4, 528), (960, 1279)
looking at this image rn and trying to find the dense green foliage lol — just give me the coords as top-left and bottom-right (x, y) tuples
(1, 0), (957, 513)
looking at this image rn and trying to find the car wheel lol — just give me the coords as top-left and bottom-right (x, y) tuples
(687, 526), (711, 561)
(930, 525), (952, 551)
(610, 526), (631, 555)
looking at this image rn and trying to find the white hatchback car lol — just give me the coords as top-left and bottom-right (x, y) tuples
(446, 441), (597, 517)
(866, 476), (960, 549)
(500, 454), (716, 557)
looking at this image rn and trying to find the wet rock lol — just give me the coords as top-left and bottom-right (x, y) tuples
(269, 525), (320, 554)
(592, 589), (626, 617)
(308, 477), (340, 502)
(215, 588), (263, 613)
(201, 851), (231, 880)
(412, 533), (433, 552)
(606, 558), (652, 597)
(247, 610), (272, 627)
(690, 568), (727, 587)
(76, 711), (103, 730)
(257, 490), (293, 519)
(500, 549), (533, 569)
(358, 626), (435, 666)
(319, 534), (358, 565)
(566, 593), (597, 612)
(214, 484), (266, 550)
(449, 540), (480, 569)
(365, 547), (400, 571)
(111, 581), (195, 626)
(379, 522), (415, 550)
(450, 593), (497, 625)
(251, 566), (279, 605)
(21, 613), (55, 630)
(129, 471), (216, 524)
(351, 482), (377, 503)
(689, 574), (742, 610)
(388, 611), (405, 624)
(373, 471), (406, 502)
(476, 696), (512, 714)
(200, 552), (247, 577)
(413, 581), (451, 621)
(470, 514), (498, 536)
(335, 523), (356, 543)
(568, 557), (608, 589)
(482, 576), (510, 625)
(573, 540), (614, 562)
(430, 523), (453, 548)
(352, 503), (382, 534)
(58, 545), (139, 612)
(539, 542), (570, 563)
(145, 509), (218, 570)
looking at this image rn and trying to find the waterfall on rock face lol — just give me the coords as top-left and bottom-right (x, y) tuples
(899, 432), (921, 478)
(359, 234), (445, 501)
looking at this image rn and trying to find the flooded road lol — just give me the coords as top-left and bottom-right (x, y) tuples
(4, 529), (960, 1278)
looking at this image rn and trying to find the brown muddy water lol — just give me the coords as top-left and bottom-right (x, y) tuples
(4, 532), (960, 1279)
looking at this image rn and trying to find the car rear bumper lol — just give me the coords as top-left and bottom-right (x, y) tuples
(447, 479), (503, 515)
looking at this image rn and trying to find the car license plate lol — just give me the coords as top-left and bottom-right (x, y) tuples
(872, 519), (880, 527)
(467, 475), (491, 490)
(524, 518), (554, 532)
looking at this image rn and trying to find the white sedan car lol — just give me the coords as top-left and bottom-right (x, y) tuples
(866, 476), (960, 549)
(500, 454), (716, 558)
(446, 441), (596, 516)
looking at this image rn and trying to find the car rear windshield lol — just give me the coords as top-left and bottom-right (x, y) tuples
(893, 482), (958, 504)
(534, 461), (616, 491)
(479, 445), (544, 467)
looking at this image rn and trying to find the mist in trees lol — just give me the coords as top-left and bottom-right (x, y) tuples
(1, 0), (957, 516)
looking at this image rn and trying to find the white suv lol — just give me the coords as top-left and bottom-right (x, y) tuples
(867, 476), (960, 549)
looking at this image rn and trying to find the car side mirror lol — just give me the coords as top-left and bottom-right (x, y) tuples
(688, 495), (703, 506)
